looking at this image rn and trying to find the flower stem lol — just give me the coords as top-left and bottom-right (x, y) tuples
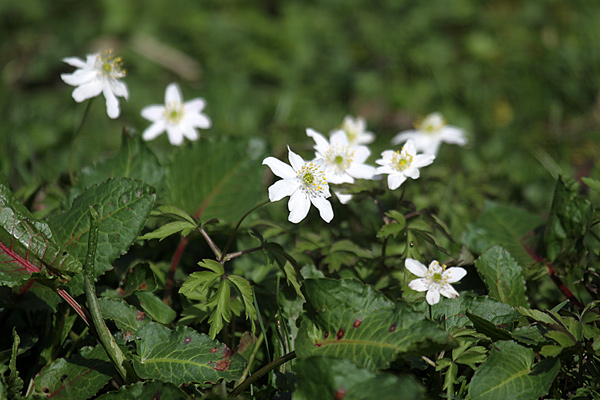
(220, 199), (270, 262)
(68, 98), (93, 185)
(229, 351), (296, 397)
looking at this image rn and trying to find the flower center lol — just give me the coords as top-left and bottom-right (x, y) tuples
(325, 145), (354, 174)
(297, 162), (327, 197)
(391, 150), (413, 172)
(415, 114), (446, 135)
(96, 49), (126, 79)
(164, 102), (185, 125)
(432, 272), (443, 283)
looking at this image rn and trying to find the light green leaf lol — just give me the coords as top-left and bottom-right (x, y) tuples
(474, 246), (528, 307)
(377, 223), (404, 239)
(296, 279), (455, 371)
(199, 259), (225, 275)
(130, 291), (176, 325)
(581, 177), (600, 193)
(228, 274), (257, 327)
(150, 205), (197, 225)
(545, 331), (575, 348)
(99, 298), (150, 338)
(208, 280), (231, 339)
(138, 220), (196, 241)
(133, 323), (246, 384)
(179, 271), (221, 301)
(468, 341), (560, 400)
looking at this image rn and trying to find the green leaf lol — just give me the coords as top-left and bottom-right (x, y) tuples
(138, 221), (196, 241)
(377, 223), (405, 239)
(129, 291), (176, 325)
(294, 356), (424, 400)
(296, 278), (455, 371)
(7, 328), (23, 400)
(545, 331), (575, 348)
(150, 205), (197, 225)
(72, 129), (165, 200)
(474, 246), (528, 307)
(48, 178), (156, 294)
(0, 173), (82, 286)
(208, 280), (231, 339)
(199, 259), (225, 275)
(467, 311), (512, 341)
(32, 344), (116, 399)
(179, 271), (221, 301)
(165, 138), (263, 223)
(464, 201), (542, 266)
(121, 263), (158, 296)
(95, 381), (188, 399)
(581, 177), (600, 193)
(228, 275), (257, 327)
(99, 298), (150, 338)
(133, 323), (246, 384)
(515, 307), (558, 326)
(468, 341), (560, 400)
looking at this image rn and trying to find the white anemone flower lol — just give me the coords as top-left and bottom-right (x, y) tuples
(61, 50), (129, 119)
(391, 112), (466, 155)
(306, 128), (376, 184)
(338, 115), (375, 146)
(141, 83), (211, 146)
(375, 140), (434, 190)
(262, 147), (333, 224)
(405, 258), (467, 305)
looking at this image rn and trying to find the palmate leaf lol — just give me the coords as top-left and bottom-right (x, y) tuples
(463, 201), (542, 266)
(165, 138), (263, 223)
(133, 322), (246, 384)
(296, 279), (455, 371)
(293, 356), (424, 400)
(468, 341), (560, 400)
(49, 178), (156, 294)
(0, 173), (82, 287)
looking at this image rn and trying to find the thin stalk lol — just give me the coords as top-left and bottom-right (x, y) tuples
(235, 333), (264, 385)
(199, 225), (222, 260)
(68, 98), (93, 185)
(229, 351), (297, 397)
(220, 199), (270, 262)
(221, 245), (263, 263)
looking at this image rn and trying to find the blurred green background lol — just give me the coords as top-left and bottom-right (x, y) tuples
(2, 0), (600, 216)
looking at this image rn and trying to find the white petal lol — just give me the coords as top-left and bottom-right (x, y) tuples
(391, 131), (418, 145)
(347, 164), (376, 180)
(408, 278), (430, 292)
(334, 191), (353, 204)
(288, 191), (310, 223)
(440, 284), (460, 299)
(426, 289), (441, 305)
(326, 170), (353, 185)
(405, 258), (428, 277)
(403, 140), (416, 155)
(181, 123), (199, 141)
(404, 167), (420, 180)
(142, 121), (166, 141)
(262, 157), (296, 179)
(352, 146), (371, 164)
(110, 80), (129, 99)
(306, 128), (330, 156)
(440, 127), (466, 145)
(268, 179), (298, 202)
(71, 80), (103, 102)
(387, 174), (406, 190)
(184, 98), (207, 113)
(412, 154), (435, 169)
(329, 130), (349, 147)
(165, 82), (183, 104)
(141, 105), (165, 121)
(62, 56), (88, 68)
(287, 147), (305, 172)
(310, 195), (333, 223)
(356, 131), (375, 145)
(444, 267), (467, 283)
(166, 126), (185, 146)
(61, 69), (96, 86)
(186, 112), (211, 129)
(103, 87), (121, 119)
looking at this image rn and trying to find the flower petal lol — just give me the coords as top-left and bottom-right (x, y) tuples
(184, 98), (207, 113)
(440, 126), (466, 145)
(186, 112), (211, 129)
(329, 130), (349, 147)
(405, 258), (428, 277)
(263, 157), (296, 179)
(141, 105), (165, 121)
(404, 167), (420, 180)
(306, 128), (330, 156)
(444, 267), (467, 283)
(103, 87), (121, 119)
(61, 69), (96, 86)
(391, 131), (418, 145)
(268, 179), (298, 202)
(288, 191), (310, 223)
(166, 126), (185, 146)
(310, 195), (334, 223)
(62, 56), (88, 68)
(408, 278), (429, 292)
(334, 190), (353, 204)
(402, 140), (416, 155)
(110, 80), (129, 99)
(412, 154), (435, 169)
(181, 123), (199, 141)
(426, 289), (441, 305)
(71, 80), (103, 103)
(347, 163), (376, 180)
(165, 82), (183, 104)
(287, 147), (305, 172)
(142, 121), (166, 141)
(440, 284), (460, 299)
(387, 174), (406, 190)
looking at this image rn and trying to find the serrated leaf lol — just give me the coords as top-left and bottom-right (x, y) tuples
(0, 173), (82, 286)
(99, 298), (150, 338)
(32, 344), (116, 399)
(49, 178), (156, 294)
(150, 205), (197, 225)
(377, 223), (404, 239)
(228, 275), (257, 327)
(133, 323), (246, 384)
(95, 380), (188, 399)
(515, 307), (558, 326)
(296, 279), (455, 371)
(165, 139), (263, 223)
(464, 201), (542, 266)
(208, 280), (231, 339)
(199, 259), (224, 275)
(121, 263), (158, 296)
(468, 341), (560, 400)
(138, 220), (196, 241)
(582, 177), (600, 193)
(474, 246), (528, 307)
(294, 356), (424, 400)
(545, 331), (575, 348)
(179, 271), (221, 301)
(129, 291), (176, 325)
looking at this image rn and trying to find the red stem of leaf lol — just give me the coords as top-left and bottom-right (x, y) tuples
(163, 235), (189, 304)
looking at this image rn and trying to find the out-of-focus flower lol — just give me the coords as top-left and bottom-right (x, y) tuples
(375, 140), (434, 190)
(391, 112), (466, 155)
(339, 115), (375, 146)
(262, 147), (333, 223)
(61, 50), (129, 119)
(405, 258), (467, 305)
(306, 128), (376, 184)
(141, 82), (211, 146)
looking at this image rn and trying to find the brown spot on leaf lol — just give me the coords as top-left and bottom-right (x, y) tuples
(315, 343), (323, 347)
(212, 359), (231, 371)
(353, 319), (362, 328)
(334, 388), (347, 399)
(137, 282), (148, 291)
(223, 346), (232, 357)
(210, 347), (218, 353)
(389, 324), (397, 332)
(122, 331), (133, 341)
(136, 311), (146, 321)
(336, 329), (344, 340)
(324, 331), (329, 339)
(183, 337), (192, 345)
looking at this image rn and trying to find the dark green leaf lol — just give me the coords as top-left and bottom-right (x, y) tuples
(121, 263), (158, 296)
(99, 298), (150, 338)
(129, 291), (176, 325)
(138, 220), (196, 241)
(207, 280), (231, 339)
(474, 246), (528, 307)
(467, 311), (512, 341)
(133, 323), (246, 384)
(581, 177), (600, 193)
(95, 381), (188, 399)
(468, 341), (560, 400)
(377, 223), (404, 239)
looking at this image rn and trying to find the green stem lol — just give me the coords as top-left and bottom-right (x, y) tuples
(84, 206), (138, 384)
(68, 98), (93, 185)
(220, 199), (270, 262)
(229, 351), (296, 397)
(235, 333), (264, 386)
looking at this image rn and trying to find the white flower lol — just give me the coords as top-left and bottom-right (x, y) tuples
(375, 140), (434, 190)
(405, 258), (467, 305)
(141, 83), (211, 146)
(338, 115), (375, 146)
(391, 112), (466, 155)
(262, 147), (333, 223)
(306, 128), (376, 184)
(61, 50), (129, 119)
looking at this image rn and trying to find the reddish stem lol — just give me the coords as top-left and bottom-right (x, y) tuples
(163, 235), (189, 304)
